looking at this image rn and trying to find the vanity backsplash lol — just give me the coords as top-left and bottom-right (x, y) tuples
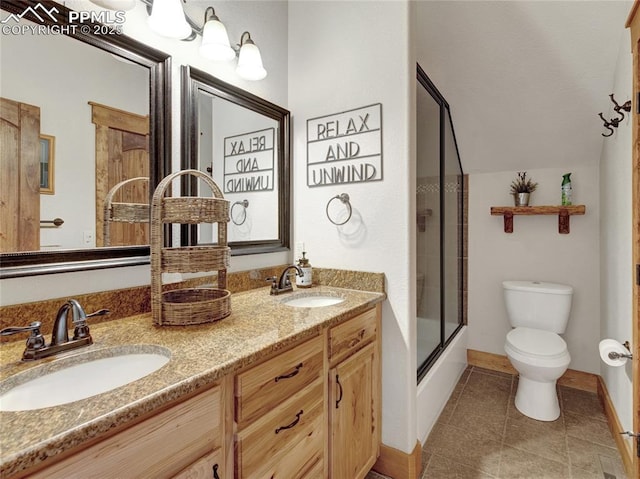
(0, 267), (385, 342)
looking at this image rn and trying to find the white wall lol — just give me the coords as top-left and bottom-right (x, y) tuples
(413, 0), (630, 174)
(599, 29), (633, 434)
(0, 0), (289, 306)
(289, 0), (416, 453)
(468, 166), (601, 374)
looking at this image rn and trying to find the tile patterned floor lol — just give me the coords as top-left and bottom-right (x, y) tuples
(367, 366), (628, 479)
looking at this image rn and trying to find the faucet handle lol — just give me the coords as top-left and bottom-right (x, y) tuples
(72, 308), (109, 340)
(282, 272), (294, 287)
(85, 309), (110, 320)
(0, 321), (42, 336)
(266, 276), (278, 294)
(0, 322), (46, 351)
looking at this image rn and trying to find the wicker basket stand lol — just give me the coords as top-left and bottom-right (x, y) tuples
(150, 169), (231, 326)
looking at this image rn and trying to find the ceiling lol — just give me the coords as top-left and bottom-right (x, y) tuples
(416, 0), (633, 174)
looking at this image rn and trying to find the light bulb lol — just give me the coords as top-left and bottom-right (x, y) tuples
(200, 17), (235, 61)
(236, 38), (267, 81)
(147, 0), (191, 39)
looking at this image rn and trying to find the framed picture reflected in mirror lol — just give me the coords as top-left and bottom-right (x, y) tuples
(39, 134), (54, 194)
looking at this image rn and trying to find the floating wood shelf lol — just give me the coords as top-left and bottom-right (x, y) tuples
(490, 205), (586, 234)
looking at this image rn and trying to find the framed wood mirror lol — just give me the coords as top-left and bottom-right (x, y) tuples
(181, 65), (290, 255)
(0, 0), (171, 278)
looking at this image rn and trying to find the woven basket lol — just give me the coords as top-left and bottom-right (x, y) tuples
(161, 288), (231, 326)
(150, 170), (231, 326)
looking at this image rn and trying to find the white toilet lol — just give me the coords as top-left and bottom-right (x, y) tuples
(503, 280), (573, 421)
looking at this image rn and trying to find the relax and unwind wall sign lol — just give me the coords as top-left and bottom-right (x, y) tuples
(306, 103), (383, 187)
(223, 127), (275, 193)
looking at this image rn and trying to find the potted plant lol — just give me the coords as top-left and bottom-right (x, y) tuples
(510, 171), (538, 206)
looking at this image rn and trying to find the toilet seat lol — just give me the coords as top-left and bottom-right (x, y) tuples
(505, 327), (570, 367)
(506, 327), (567, 358)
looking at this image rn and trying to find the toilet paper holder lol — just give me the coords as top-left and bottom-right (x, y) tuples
(608, 341), (633, 361)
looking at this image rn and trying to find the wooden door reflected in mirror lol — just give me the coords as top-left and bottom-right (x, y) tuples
(91, 102), (150, 247)
(0, 97), (41, 253)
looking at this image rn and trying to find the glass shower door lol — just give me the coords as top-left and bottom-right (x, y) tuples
(416, 64), (465, 382)
(416, 75), (441, 370)
(443, 114), (464, 343)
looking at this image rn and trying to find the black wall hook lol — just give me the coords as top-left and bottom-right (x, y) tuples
(599, 94), (632, 137)
(599, 112), (619, 137)
(610, 93), (632, 121)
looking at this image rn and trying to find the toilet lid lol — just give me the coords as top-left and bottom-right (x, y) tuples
(506, 327), (567, 358)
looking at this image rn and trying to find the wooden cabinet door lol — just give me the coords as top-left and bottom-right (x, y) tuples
(0, 97), (40, 252)
(329, 341), (378, 479)
(90, 101), (149, 247)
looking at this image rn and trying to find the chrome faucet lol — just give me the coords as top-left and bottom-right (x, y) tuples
(266, 265), (304, 295)
(0, 300), (109, 361)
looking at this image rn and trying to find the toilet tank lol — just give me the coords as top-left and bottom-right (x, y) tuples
(503, 281), (573, 333)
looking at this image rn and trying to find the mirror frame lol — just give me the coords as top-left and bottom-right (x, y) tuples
(0, 0), (171, 279)
(181, 65), (290, 255)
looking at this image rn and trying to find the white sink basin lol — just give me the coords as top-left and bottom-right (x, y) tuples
(0, 346), (170, 411)
(281, 293), (345, 308)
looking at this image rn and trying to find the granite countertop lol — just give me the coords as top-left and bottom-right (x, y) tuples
(0, 285), (385, 478)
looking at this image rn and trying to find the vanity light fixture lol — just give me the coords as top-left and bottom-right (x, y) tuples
(91, 0), (268, 80)
(236, 31), (267, 81)
(199, 7), (235, 61)
(147, 0), (192, 39)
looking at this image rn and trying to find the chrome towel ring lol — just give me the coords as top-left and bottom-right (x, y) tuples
(326, 193), (352, 226)
(231, 200), (249, 225)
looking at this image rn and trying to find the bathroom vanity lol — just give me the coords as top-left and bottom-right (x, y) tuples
(0, 286), (384, 479)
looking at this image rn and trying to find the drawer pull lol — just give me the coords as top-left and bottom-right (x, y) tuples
(212, 464), (220, 479)
(335, 374), (343, 409)
(274, 362), (303, 382)
(275, 409), (304, 434)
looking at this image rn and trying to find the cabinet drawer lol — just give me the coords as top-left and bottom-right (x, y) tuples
(328, 307), (377, 366)
(235, 335), (323, 428)
(30, 386), (222, 479)
(172, 448), (223, 479)
(236, 380), (324, 478)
